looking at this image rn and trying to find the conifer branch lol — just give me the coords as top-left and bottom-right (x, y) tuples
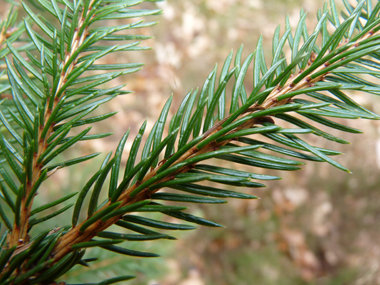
(0, 0), (379, 284)
(51, 20), (380, 262)
(8, 0), (97, 248)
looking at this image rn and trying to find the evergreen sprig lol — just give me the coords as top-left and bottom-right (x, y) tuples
(0, 0), (379, 284)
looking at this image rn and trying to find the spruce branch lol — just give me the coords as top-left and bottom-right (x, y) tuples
(8, 0), (100, 248)
(0, 0), (159, 283)
(50, 0), (380, 264)
(1, 0), (380, 284)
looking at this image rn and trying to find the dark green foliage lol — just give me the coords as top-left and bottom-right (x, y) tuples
(0, 0), (379, 284)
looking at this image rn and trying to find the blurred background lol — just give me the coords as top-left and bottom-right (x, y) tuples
(4, 0), (380, 284)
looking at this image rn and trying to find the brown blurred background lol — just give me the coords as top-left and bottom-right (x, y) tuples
(3, 0), (380, 284)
